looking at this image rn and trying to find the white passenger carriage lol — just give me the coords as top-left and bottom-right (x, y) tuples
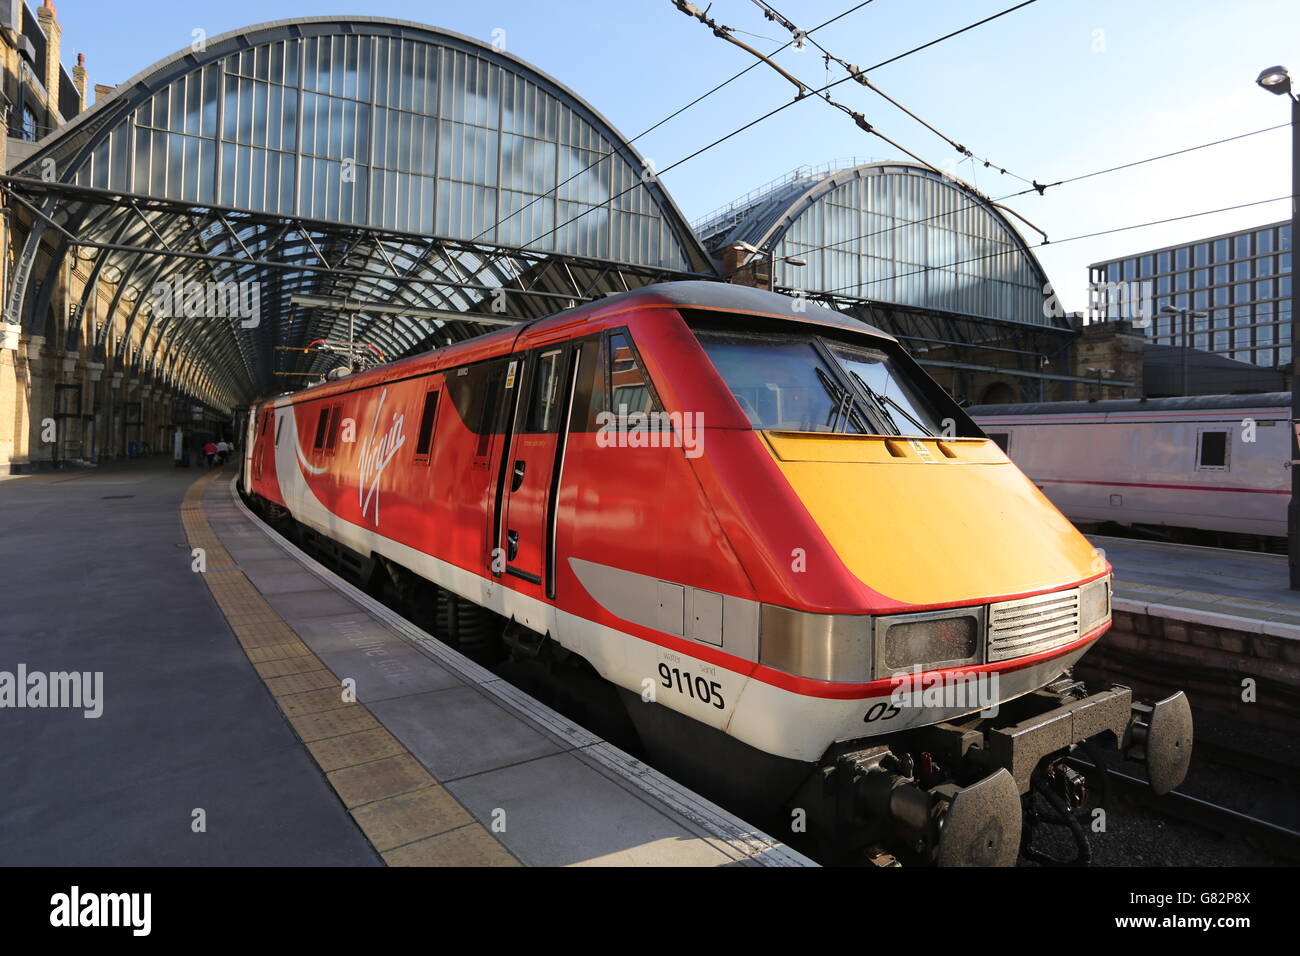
(970, 393), (1290, 540)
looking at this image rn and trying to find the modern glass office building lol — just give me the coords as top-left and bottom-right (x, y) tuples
(1089, 220), (1294, 368)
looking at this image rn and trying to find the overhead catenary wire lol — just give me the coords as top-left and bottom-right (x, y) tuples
(998, 122), (1293, 198)
(751, 0), (1038, 188)
(759, 123), (1293, 263)
(671, 0), (1051, 240)
(516, 0), (1044, 252)
(467, 1), (877, 247)
(809, 195), (1293, 299)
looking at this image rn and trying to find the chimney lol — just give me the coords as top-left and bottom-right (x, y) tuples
(93, 83), (114, 105)
(37, 0), (61, 115)
(72, 52), (86, 110)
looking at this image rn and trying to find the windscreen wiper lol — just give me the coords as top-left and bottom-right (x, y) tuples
(814, 366), (856, 433)
(816, 366), (868, 434)
(849, 370), (933, 437)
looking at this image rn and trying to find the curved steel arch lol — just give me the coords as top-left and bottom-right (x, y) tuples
(699, 161), (1057, 329)
(5, 15), (714, 412)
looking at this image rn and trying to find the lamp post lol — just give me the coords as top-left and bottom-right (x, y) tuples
(1160, 305), (1207, 396)
(1257, 65), (1300, 588)
(723, 242), (807, 290)
(1085, 366), (1114, 400)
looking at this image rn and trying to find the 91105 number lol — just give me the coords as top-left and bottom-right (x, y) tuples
(658, 663), (725, 710)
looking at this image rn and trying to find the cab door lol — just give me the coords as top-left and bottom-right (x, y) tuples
(499, 345), (578, 594)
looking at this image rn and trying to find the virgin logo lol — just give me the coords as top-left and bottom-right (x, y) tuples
(358, 388), (406, 525)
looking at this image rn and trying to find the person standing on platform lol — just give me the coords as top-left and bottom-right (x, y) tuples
(203, 440), (218, 467)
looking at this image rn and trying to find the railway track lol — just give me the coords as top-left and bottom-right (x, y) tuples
(1067, 756), (1300, 863)
(278, 513), (1288, 868)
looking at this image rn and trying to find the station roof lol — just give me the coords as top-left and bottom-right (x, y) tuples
(694, 161), (1057, 329)
(4, 16), (715, 412)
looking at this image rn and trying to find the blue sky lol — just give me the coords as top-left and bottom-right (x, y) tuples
(50, 0), (1300, 313)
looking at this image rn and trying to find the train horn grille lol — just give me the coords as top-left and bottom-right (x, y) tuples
(987, 589), (1080, 662)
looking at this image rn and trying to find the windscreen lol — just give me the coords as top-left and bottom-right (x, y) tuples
(696, 329), (943, 437)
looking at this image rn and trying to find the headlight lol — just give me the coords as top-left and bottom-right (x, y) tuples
(1079, 576), (1111, 632)
(877, 610), (982, 674)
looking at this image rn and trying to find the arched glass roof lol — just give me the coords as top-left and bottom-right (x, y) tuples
(696, 162), (1053, 327)
(6, 17), (712, 411)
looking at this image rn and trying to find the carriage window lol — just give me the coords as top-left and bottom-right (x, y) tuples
(414, 389), (440, 460)
(475, 370), (503, 459)
(312, 407), (330, 449)
(324, 404), (341, 452)
(988, 432), (1011, 453)
(1197, 430), (1229, 470)
(275, 414), (283, 446)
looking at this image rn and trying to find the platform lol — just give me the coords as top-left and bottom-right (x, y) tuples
(0, 461), (809, 867)
(1083, 535), (1300, 732)
(1089, 534), (1300, 637)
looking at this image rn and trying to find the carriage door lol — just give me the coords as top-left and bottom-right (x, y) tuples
(499, 345), (577, 592)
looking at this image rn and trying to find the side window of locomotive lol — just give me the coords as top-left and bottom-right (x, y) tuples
(988, 432), (1011, 453)
(413, 388), (441, 465)
(524, 350), (563, 433)
(312, 406), (330, 450)
(474, 365), (506, 460)
(568, 336), (607, 431)
(1197, 429), (1230, 471)
(607, 331), (661, 417)
(324, 404), (342, 455)
(444, 359), (509, 463)
(275, 413), (283, 446)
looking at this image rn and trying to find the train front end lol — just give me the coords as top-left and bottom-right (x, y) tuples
(641, 286), (1194, 865)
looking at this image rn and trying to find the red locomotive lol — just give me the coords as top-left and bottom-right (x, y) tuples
(242, 281), (1192, 865)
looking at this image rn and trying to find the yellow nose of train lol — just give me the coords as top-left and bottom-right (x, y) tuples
(763, 431), (1108, 609)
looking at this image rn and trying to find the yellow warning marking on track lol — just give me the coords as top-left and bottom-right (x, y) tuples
(181, 469), (520, 867)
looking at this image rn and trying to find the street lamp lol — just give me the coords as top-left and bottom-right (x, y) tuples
(1160, 304), (1207, 396)
(1258, 65), (1292, 96)
(1256, 64), (1300, 588)
(1085, 366), (1114, 400)
(725, 243), (807, 290)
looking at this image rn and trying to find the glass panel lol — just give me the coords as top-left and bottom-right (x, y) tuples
(608, 331), (658, 418)
(525, 350), (563, 433)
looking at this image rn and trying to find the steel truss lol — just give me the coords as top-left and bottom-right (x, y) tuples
(2, 175), (707, 411)
(794, 289), (1131, 402)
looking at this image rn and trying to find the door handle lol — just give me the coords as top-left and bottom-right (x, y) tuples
(506, 529), (519, 560)
(511, 459), (526, 491)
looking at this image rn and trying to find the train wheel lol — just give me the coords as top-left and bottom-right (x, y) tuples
(433, 588), (502, 665)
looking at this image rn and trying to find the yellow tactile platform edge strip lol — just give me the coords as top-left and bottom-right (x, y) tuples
(181, 469), (520, 867)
